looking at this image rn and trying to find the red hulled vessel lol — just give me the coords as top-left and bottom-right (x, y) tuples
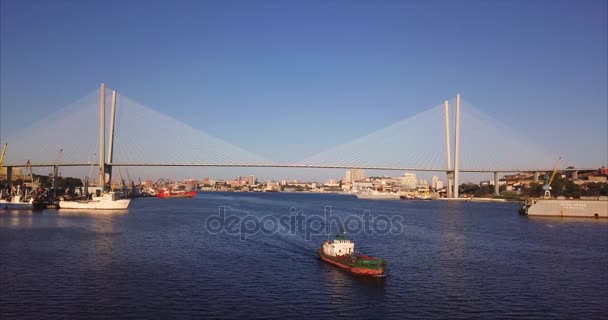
(318, 234), (386, 276)
(156, 188), (196, 198)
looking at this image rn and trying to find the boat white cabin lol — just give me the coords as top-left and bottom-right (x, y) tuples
(322, 236), (355, 257)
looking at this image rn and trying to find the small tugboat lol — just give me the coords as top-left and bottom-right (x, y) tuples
(318, 233), (386, 276)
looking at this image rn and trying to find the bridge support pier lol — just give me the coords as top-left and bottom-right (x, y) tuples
(445, 171), (453, 198)
(453, 94), (461, 198)
(106, 90), (117, 187)
(533, 172), (539, 183)
(570, 170), (578, 181)
(494, 171), (500, 195)
(443, 100), (452, 198)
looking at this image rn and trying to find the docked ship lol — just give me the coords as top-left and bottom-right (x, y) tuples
(520, 196), (607, 218)
(400, 194), (432, 200)
(518, 163), (608, 218)
(356, 191), (401, 200)
(0, 152), (47, 209)
(59, 191), (131, 210)
(318, 234), (386, 276)
(156, 186), (196, 198)
(0, 185), (46, 210)
(0, 195), (34, 210)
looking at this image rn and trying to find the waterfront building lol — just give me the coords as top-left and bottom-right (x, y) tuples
(0, 167), (22, 180)
(353, 181), (373, 190)
(266, 181), (279, 191)
(344, 169), (365, 183)
(503, 173), (534, 186)
(431, 176), (444, 190)
(344, 171), (352, 183)
(248, 175), (256, 185)
(184, 179), (199, 186)
(435, 180), (444, 190)
(589, 176), (608, 183)
(326, 179), (337, 185)
(352, 169), (365, 182)
(400, 172), (417, 190)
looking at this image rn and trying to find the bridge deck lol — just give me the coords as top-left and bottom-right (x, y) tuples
(1, 162), (593, 172)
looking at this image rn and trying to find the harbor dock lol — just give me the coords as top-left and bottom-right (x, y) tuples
(522, 197), (608, 218)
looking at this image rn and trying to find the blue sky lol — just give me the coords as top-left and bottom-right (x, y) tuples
(1, 0), (606, 181)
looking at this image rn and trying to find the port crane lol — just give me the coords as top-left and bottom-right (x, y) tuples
(0, 143), (7, 168)
(25, 160), (36, 186)
(86, 153), (97, 181)
(51, 149), (63, 190)
(25, 160), (41, 204)
(154, 178), (169, 189)
(0, 144), (7, 199)
(543, 157), (562, 198)
(125, 167), (135, 188)
(118, 167), (125, 189)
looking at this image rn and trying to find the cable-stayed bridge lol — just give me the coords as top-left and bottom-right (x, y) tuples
(0, 84), (597, 197)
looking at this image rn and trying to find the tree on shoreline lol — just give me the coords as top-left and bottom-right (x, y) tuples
(0, 174), (83, 189)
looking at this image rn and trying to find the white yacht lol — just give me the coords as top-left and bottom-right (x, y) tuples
(59, 192), (130, 210)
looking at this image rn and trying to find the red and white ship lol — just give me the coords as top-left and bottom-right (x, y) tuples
(319, 234), (386, 276)
(156, 185), (196, 198)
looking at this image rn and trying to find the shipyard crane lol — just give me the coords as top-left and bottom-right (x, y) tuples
(26, 160), (34, 184)
(0, 143), (7, 168)
(86, 153), (97, 183)
(125, 168), (133, 186)
(0, 144), (7, 199)
(25, 160), (38, 190)
(51, 149), (63, 190)
(124, 168), (137, 195)
(154, 178), (169, 189)
(117, 167), (125, 189)
(543, 157), (562, 198)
